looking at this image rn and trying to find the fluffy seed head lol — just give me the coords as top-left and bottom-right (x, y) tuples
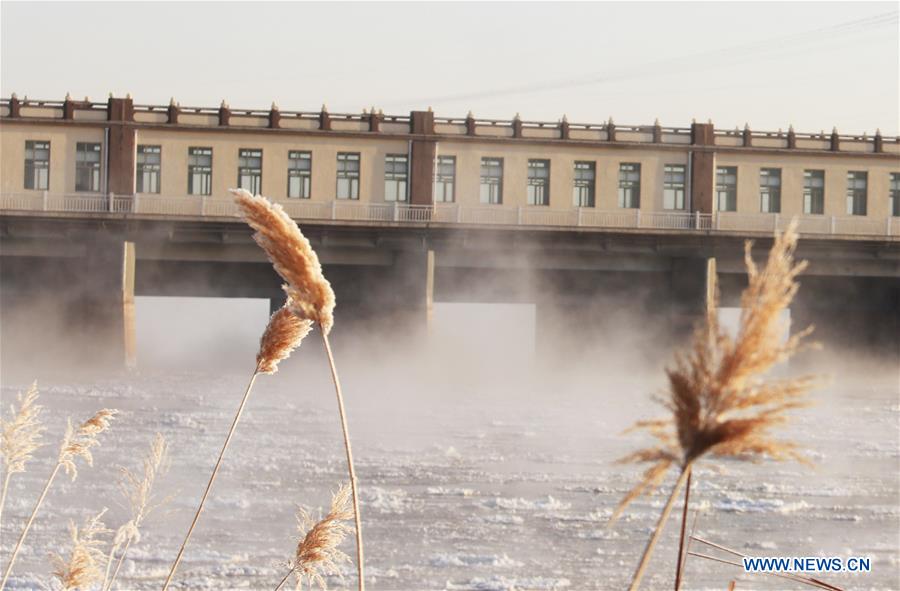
(58, 409), (117, 481)
(257, 303), (313, 374)
(613, 221), (818, 521)
(113, 432), (170, 549)
(290, 483), (354, 589)
(51, 509), (111, 591)
(232, 189), (336, 334)
(1, 381), (44, 475)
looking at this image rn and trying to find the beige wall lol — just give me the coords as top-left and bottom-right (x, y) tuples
(439, 140), (689, 211)
(1, 123), (105, 194)
(2, 120), (897, 217)
(134, 129), (408, 203)
(715, 152), (898, 217)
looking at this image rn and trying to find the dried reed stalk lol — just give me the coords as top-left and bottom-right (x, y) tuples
(51, 509), (112, 591)
(232, 189), (364, 591)
(1, 409), (116, 590)
(162, 303), (309, 591)
(274, 483), (354, 591)
(0, 382), (44, 525)
(614, 222), (818, 591)
(103, 433), (170, 591)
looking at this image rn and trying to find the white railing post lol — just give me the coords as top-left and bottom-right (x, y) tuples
(830, 215), (836, 234)
(331, 200), (337, 220)
(887, 216), (891, 236)
(774, 212), (780, 231)
(694, 210), (700, 230)
(577, 207), (583, 226)
(456, 204), (463, 223)
(516, 206), (523, 225)
(714, 211), (720, 230)
(108, 192), (115, 213)
(635, 209), (641, 228)
(393, 202), (400, 222)
(133, 193), (140, 214)
(201, 196), (207, 216)
(42, 190), (49, 211)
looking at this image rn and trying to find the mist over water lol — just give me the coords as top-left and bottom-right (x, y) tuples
(0, 294), (898, 590)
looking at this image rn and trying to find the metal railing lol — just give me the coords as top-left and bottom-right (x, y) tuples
(1, 192), (896, 238)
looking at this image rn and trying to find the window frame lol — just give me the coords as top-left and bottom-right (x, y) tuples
(846, 171), (867, 216)
(237, 148), (263, 195)
(136, 144), (162, 194)
(573, 161), (596, 207)
(433, 155), (456, 203)
(890, 173), (900, 217)
(617, 162), (641, 209)
(716, 166), (738, 212)
(526, 159), (550, 206)
(336, 152), (361, 200)
(75, 142), (102, 193)
(383, 154), (409, 202)
(479, 157), (503, 205)
(24, 140), (50, 191)
(759, 167), (782, 213)
(803, 169), (825, 215)
(663, 164), (686, 210)
(187, 147), (213, 196)
(287, 150), (312, 199)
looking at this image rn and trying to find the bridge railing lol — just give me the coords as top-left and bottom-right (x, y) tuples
(1, 192), (896, 238)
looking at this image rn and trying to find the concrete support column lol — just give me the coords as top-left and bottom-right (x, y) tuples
(669, 257), (709, 338)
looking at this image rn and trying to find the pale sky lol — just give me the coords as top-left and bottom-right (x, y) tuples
(1, 2), (897, 134)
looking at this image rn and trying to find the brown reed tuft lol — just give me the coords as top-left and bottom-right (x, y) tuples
(277, 483), (354, 591)
(104, 433), (170, 591)
(58, 409), (118, 481)
(614, 221), (816, 522)
(51, 509), (112, 591)
(257, 303), (314, 374)
(231, 189), (336, 333)
(0, 381), (44, 521)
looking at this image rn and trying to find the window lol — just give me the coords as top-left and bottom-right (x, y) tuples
(759, 168), (781, 213)
(188, 147), (212, 195)
(573, 161), (595, 207)
(136, 145), (161, 194)
(24, 140), (50, 190)
(891, 173), (900, 217)
(663, 165), (686, 210)
(238, 148), (262, 194)
(434, 156), (456, 203)
(480, 157), (503, 204)
(803, 170), (825, 214)
(75, 142), (102, 192)
(287, 151), (311, 199)
(336, 152), (360, 200)
(618, 163), (641, 208)
(716, 166), (737, 212)
(527, 159), (550, 206)
(384, 154), (408, 202)
(846, 171), (867, 216)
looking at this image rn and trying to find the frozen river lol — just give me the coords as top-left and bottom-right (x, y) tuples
(1, 350), (898, 591)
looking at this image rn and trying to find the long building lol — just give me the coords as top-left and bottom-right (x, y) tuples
(1, 94), (898, 236)
(1, 94), (898, 369)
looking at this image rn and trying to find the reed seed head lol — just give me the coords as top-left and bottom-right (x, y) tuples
(1, 381), (44, 475)
(231, 189), (336, 334)
(51, 509), (111, 591)
(614, 221), (818, 521)
(257, 303), (313, 374)
(58, 409), (117, 481)
(290, 483), (354, 589)
(114, 432), (170, 548)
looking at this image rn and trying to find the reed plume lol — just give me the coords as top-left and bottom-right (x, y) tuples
(162, 303), (309, 590)
(103, 433), (170, 591)
(231, 189), (335, 333)
(615, 221), (818, 590)
(231, 189), (364, 591)
(0, 381), (44, 524)
(275, 484), (354, 591)
(1, 408), (117, 590)
(51, 509), (111, 591)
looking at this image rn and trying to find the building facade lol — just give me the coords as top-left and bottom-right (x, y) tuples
(1, 94), (898, 236)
